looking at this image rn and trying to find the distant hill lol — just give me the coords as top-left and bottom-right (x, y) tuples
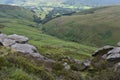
(43, 5), (120, 46)
(64, 0), (120, 7)
(1, 0), (120, 7)
(0, 5), (34, 21)
(0, 0), (64, 6)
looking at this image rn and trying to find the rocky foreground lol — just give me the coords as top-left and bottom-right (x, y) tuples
(92, 42), (120, 68)
(0, 33), (54, 62)
(0, 33), (90, 71)
(0, 33), (120, 80)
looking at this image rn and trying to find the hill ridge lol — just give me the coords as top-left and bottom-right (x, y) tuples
(43, 5), (120, 46)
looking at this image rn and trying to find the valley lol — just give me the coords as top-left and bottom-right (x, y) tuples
(0, 0), (120, 80)
(43, 5), (120, 46)
(0, 5), (96, 60)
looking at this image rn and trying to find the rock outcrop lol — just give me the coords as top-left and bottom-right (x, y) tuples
(0, 33), (53, 62)
(92, 42), (120, 61)
(92, 45), (114, 56)
(63, 62), (71, 70)
(8, 34), (29, 43)
(117, 42), (120, 47)
(103, 47), (120, 61)
(114, 62), (120, 71)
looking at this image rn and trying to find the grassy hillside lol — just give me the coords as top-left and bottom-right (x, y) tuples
(0, 4), (120, 80)
(0, 5), (34, 21)
(0, 4), (96, 60)
(0, 5), (97, 80)
(0, 46), (55, 80)
(43, 5), (120, 46)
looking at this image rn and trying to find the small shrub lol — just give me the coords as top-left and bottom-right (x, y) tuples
(0, 57), (11, 69)
(7, 53), (55, 80)
(53, 62), (64, 71)
(64, 71), (83, 80)
(11, 69), (32, 80)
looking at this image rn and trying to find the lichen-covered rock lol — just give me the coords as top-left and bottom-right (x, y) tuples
(0, 34), (7, 45)
(8, 34), (29, 43)
(103, 47), (120, 61)
(0, 33), (55, 65)
(92, 45), (114, 56)
(63, 62), (71, 70)
(58, 56), (76, 64)
(2, 39), (16, 47)
(71, 60), (91, 71)
(0, 34), (28, 46)
(114, 62), (120, 72)
(11, 43), (37, 54)
(83, 60), (91, 67)
(117, 42), (120, 47)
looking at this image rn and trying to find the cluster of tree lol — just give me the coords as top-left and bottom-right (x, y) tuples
(41, 7), (77, 24)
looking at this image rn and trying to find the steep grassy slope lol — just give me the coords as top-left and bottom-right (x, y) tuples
(43, 5), (120, 46)
(0, 46), (54, 80)
(0, 5), (34, 21)
(0, 5), (96, 60)
(1, 23), (96, 60)
(0, 5), (36, 28)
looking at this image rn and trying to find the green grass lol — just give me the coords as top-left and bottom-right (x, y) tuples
(43, 5), (120, 47)
(0, 5), (96, 60)
(0, 5), (34, 21)
(0, 46), (54, 80)
(0, 5), (96, 59)
(1, 22), (96, 60)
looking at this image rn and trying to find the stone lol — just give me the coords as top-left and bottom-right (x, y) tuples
(103, 47), (120, 61)
(30, 52), (44, 58)
(63, 62), (71, 70)
(117, 42), (120, 47)
(74, 59), (81, 64)
(0, 33), (54, 62)
(8, 34), (29, 43)
(92, 45), (114, 56)
(2, 39), (16, 47)
(0, 33), (7, 45)
(11, 43), (37, 54)
(71, 59), (91, 71)
(83, 60), (91, 67)
(114, 62), (120, 71)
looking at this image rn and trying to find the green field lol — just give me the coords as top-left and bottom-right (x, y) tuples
(43, 5), (120, 47)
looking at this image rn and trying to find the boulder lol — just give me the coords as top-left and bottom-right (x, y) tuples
(0, 34), (7, 45)
(74, 59), (81, 64)
(117, 42), (120, 47)
(72, 63), (87, 71)
(92, 45), (114, 56)
(103, 47), (120, 61)
(0, 34), (28, 46)
(72, 60), (90, 71)
(83, 60), (91, 67)
(2, 39), (16, 47)
(63, 62), (71, 70)
(0, 33), (54, 62)
(8, 34), (29, 43)
(58, 56), (76, 64)
(11, 43), (37, 55)
(114, 62), (120, 71)
(30, 52), (43, 58)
